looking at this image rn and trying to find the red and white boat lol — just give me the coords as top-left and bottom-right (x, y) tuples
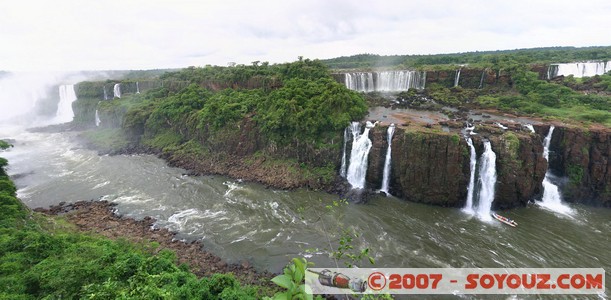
(492, 213), (518, 227)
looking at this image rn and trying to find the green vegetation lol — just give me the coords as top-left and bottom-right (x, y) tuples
(0, 158), (269, 299)
(474, 69), (611, 126)
(0, 140), (12, 150)
(80, 58), (367, 177)
(322, 46), (611, 70)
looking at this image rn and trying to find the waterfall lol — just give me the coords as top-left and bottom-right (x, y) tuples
(476, 140), (496, 221)
(379, 124), (395, 195)
(103, 86), (108, 100)
(343, 71), (426, 92)
(136, 82), (140, 94)
(95, 109), (101, 127)
(346, 121), (375, 189)
(339, 127), (350, 178)
(453, 69), (461, 87)
(478, 70), (486, 89)
(538, 126), (573, 214)
(113, 83), (121, 98)
(524, 124), (535, 133)
(462, 137), (477, 214)
(547, 61), (611, 79)
(55, 84), (77, 123)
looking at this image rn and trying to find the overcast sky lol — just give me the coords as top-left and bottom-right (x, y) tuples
(1, 0), (610, 71)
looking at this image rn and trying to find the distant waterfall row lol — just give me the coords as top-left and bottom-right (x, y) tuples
(344, 71), (426, 92)
(55, 84), (77, 123)
(547, 61), (611, 79)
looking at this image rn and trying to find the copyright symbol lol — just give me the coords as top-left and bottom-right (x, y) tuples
(368, 272), (386, 291)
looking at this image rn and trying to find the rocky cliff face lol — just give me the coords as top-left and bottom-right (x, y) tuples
(545, 125), (610, 207)
(364, 125), (547, 208)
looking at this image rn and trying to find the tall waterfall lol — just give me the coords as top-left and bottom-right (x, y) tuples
(95, 109), (101, 127)
(344, 71), (426, 92)
(113, 83), (121, 98)
(547, 61), (611, 79)
(538, 126), (573, 214)
(339, 127), (350, 178)
(478, 70), (486, 89)
(453, 69), (461, 87)
(462, 137), (477, 214)
(103, 86), (108, 100)
(346, 121), (375, 189)
(380, 124), (395, 194)
(476, 140), (496, 221)
(136, 82), (140, 94)
(55, 84), (77, 123)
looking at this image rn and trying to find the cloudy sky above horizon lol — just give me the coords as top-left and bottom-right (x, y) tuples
(1, 0), (610, 71)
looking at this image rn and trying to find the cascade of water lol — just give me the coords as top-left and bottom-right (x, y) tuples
(95, 109), (101, 127)
(463, 137), (477, 214)
(343, 71), (426, 92)
(454, 69), (461, 87)
(524, 124), (535, 133)
(55, 84), (77, 123)
(548, 61), (611, 78)
(478, 69), (486, 89)
(136, 82), (140, 94)
(538, 125), (573, 214)
(380, 124), (395, 194)
(476, 140), (496, 220)
(113, 83), (121, 98)
(346, 121), (375, 189)
(103, 86), (108, 100)
(339, 127), (350, 178)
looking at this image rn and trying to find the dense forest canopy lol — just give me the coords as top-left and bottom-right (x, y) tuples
(321, 46), (611, 70)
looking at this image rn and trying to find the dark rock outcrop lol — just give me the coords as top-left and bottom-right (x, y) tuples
(365, 125), (547, 208)
(545, 125), (611, 207)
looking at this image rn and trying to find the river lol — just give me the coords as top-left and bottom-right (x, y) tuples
(1, 126), (609, 299)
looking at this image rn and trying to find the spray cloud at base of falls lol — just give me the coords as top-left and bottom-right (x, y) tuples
(344, 71), (426, 92)
(346, 121), (375, 189)
(538, 125), (573, 214)
(379, 124), (395, 195)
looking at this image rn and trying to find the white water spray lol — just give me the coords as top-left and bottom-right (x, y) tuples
(55, 84), (77, 123)
(346, 121), (375, 189)
(344, 71), (426, 92)
(103, 86), (108, 100)
(380, 124), (395, 194)
(548, 61), (611, 79)
(476, 140), (496, 220)
(524, 124), (535, 133)
(538, 126), (573, 214)
(478, 70), (486, 89)
(113, 83), (121, 98)
(136, 82), (140, 94)
(340, 127), (350, 178)
(463, 137), (477, 214)
(454, 69), (461, 87)
(95, 109), (101, 127)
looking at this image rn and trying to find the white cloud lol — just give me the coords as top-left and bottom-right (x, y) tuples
(1, 0), (610, 71)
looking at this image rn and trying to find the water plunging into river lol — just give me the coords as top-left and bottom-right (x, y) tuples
(1, 126), (610, 296)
